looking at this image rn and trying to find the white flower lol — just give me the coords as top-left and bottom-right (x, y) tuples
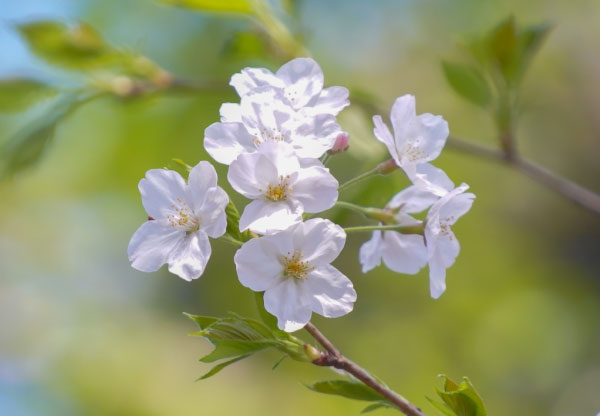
(373, 94), (450, 195)
(227, 141), (338, 234)
(234, 218), (356, 332)
(229, 57), (349, 116)
(425, 183), (475, 299)
(359, 186), (437, 275)
(205, 88), (341, 165)
(128, 161), (229, 281)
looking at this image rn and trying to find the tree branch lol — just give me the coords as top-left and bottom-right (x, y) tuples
(447, 136), (600, 215)
(304, 322), (427, 416)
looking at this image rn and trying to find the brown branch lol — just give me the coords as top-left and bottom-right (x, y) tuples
(304, 322), (427, 416)
(447, 136), (600, 215)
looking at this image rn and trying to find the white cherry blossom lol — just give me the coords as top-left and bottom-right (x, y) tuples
(425, 183), (475, 299)
(205, 87), (341, 164)
(373, 94), (450, 195)
(234, 218), (356, 332)
(227, 141), (338, 234)
(128, 161), (228, 281)
(229, 57), (349, 116)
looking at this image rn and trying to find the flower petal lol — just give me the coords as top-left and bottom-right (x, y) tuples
(293, 113), (341, 158)
(381, 232), (428, 275)
(167, 230), (212, 281)
(372, 115), (399, 164)
(234, 237), (286, 292)
(128, 220), (184, 272)
(227, 151), (276, 199)
(306, 265), (356, 318)
(187, 161), (218, 208)
(230, 67), (282, 96)
(409, 163), (454, 197)
(359, 230), (383, 273)
(239, 199), (302, 234)
(204, 122), (256, 165)
(387, 185), (440, 214)
(416, 112), (449, 162)
(293, 219), (345, 266)
(263, 278), (312, 332)
(307, 86), (349, 115)
(219, 102), (242, 123)
(292, 165), (339, 213)
(389, 95), (417, 148)
(139, 169), (188, 219)
(428, 250), (448, 299)
(197, 187), (229, 238)
(276, 57), (324, 109)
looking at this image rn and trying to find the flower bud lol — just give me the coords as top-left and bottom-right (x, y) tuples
(327, 132), (350, 154)
(303, 344), (322, 362)
(375, 158), (398, 175)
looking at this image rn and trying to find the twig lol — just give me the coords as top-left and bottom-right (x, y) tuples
(447, 136), (600, 215)
(304, 322), (427, 416)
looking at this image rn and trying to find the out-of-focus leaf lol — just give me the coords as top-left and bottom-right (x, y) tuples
(428, 375), (487, 416)
(0, 94), (79, 179)
(159, 0), (254, 15)
(307, 380), (388, 402)
(196, 354), (250, 380)
(0, 79), (58, 113)
(486, 16), (518, 83)
(361, 402), (393, 414)
(222, 31), (271, 61)
(441, 61), (492, 107)
(17, 21), (120, 70)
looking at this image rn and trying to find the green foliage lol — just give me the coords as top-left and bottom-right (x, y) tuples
(225, 200), (243, 241)
(0, 79), (58, 113)
(186, 312), (309, 380)
(159, 0), (255, 15)
(427, 376), (487, 416)
(254, 291), (280, 332)
(441, 61), (491, 108)
(307, 380), (394, 413)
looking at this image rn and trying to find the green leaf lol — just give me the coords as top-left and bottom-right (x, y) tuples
(17, 21), (120, 70)
(159, 0), (254, 15)
(0, 93), (79, 178)
(164, 158), (192, 178)
(513, 22), (552, 81)
(429, 375), (487, 416)
(307, 380), (387, 402)
(196, 354), (251, 380)
(225, 200), (242, 241)
(486, 16), (518, 83)
(441, 61), (492, 107)
(361, 402), (393, 414)
(254, 291), (280, 331)
(0, 79), (58, 113)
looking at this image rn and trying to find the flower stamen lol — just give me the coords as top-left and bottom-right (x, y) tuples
(283, 250), (313, 279)
(265, 175), (292, 201)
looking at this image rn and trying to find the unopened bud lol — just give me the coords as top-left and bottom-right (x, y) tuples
(303, 344), (322, 362)
(376, 158), (399, 175)
(111, 75), (135, 96)
(328, 132), (350, 155)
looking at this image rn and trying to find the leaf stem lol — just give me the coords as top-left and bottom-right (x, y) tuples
(304, 322), (427, 416)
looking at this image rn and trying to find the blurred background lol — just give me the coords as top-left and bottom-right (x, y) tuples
(1, 0), (599, 415)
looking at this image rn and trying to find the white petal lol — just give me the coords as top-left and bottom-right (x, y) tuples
(416, 112), (449, 162)
(306, 265), (356, 318)
(439, 190), (475, 225)
(387, 185), (439, 214)
(428, 251), (447, 299)
(381, 232), (428, 275)
(389, 95), (417, 149)
(240, 88), (294, 140)
(128, 221), (184, 272)
(276, 58), (324, 109)
(293, 218), (345, 267)
(204, 122), (256, 165)
(293, 113), (341, 158)
(263, 278), (312, 332)
(227, 151), (276, 199)
(409, 163), (454, 197)
(167, 230), (211, 281)
(372, 115), (400, 164)
(239, 199), (302, 234)
(306, 86), (349, 115)
(230, 67), (282, 96)
(359, 230), (383, 273)
(219, 102), (242, 123)
(187, 161), (218, 209)
(234, 237), (286, 292)
(197, 187), (229, 238)
(292, 165), (338, 213)
(139, 169), (188, 219)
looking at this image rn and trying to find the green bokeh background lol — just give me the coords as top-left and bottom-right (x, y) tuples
(1, 1), (599, 415)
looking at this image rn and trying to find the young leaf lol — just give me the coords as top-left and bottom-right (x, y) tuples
(0, 79), (58, 113)
(254, 291), (280, 332)
(361, 402), (393, 414)
(197, 354), (251, 380)
(307, 380), (387, 402)
(429, 375), (487, 416)
(441, 61), (492, 108)
(513, 22), (552, 81)
(486, 16), (518, 83)
(159, 0), (254, 15)
(225, 200), (243, 241)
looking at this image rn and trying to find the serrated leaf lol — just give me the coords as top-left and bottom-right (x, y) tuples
(17, 21), (120, 70)
(307, 380), (387, 402)
(442, 61), (492, 107)
(431, 375), (487, 416)
(197, 354), (250, 380)
(361, 402), (392, 414)
(159, 0), (254, 15)
(0, 79), (58, 113)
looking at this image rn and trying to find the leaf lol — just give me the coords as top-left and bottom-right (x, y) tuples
(307, 380), (387, 402)
(441, 61), (492, 108)
(225, 200), (242, 241)
(254, 291), (280, 332)
(0, 79), (58, 113)
(0, 93), (79, 178)
(429, 375), (487, 416)
(271, 354), (287, 370)
(513, 22), (552, 81)
(197, 354), (250, 380)
(17, 21), (120, 70)
(165, 158), (192, 178)
(486, 16), (518, 83)
(159, 0), (254, 15)
(361, 402), (393, 414)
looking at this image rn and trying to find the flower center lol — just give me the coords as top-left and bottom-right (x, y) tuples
(283, 250), (312, 279)
(263, 175), (292, 201)
(253, 127), (286, 146)
(168, 198), (200, 232)
(400, 140), (428, 162)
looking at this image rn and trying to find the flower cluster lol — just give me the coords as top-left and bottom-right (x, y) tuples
(128, 58), (474, 331)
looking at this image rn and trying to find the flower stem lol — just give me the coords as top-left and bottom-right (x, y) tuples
(338, 167), (379, 191)
(343, 224), (424, 235)
(219, 235), (244, 247)
(304, 322), (427, 416)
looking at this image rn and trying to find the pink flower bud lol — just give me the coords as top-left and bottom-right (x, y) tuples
(328, 132), (350, 154)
